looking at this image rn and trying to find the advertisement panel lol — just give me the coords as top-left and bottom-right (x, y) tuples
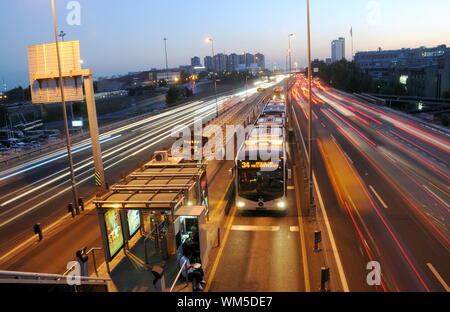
(104, 209), (124, 259)
(127, 210), (141, 238)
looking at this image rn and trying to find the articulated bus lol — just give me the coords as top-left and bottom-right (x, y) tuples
(233, 96), (291, 211)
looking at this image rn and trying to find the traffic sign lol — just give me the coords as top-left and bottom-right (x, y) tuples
(28, 41), (83, 104)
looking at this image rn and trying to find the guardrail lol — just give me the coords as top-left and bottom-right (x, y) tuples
(0, 270), (111, 283)
(63, 247), (104, 277)
(169, 260), (190, 292)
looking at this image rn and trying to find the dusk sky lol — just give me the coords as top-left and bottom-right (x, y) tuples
(1, 0), (449, 89)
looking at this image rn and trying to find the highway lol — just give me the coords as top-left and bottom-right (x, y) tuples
(290, 75), (449, 292)
(0, 77), (287, 273)
(0, 81), (278, 263)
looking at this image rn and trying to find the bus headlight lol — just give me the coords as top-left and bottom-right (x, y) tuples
(237, 201), (246, 208)
(277, 201), (286, 209)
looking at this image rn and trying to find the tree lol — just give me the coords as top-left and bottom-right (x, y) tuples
(166, 85), (183, 105)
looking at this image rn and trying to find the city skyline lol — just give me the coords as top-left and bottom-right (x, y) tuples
(0, 0), (449, 88)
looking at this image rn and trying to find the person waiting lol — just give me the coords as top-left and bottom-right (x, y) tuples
(179, 249), (206, 291)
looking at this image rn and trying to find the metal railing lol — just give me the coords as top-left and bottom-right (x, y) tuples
(63, 247), (104, 277)
(169, 260), (190, 292)
(0, 270), (111, 283)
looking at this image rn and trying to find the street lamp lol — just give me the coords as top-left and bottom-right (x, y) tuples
(205, 37), (219, 118)
(58, 30), (66, 42)
(50, 0), (79, 211)
(163, 38), (169, 85)
(288, 33), (296, 75)
(305, 0), (315, 216)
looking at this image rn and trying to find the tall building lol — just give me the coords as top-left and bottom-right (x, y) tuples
(191, 56), (201, 67)
(227, 53), (240, 71)
(255, 53), (266, 69)
(245, 53), (255, 67)
(204, 56), (214, 72)
(214, 53), (228, 72)
(331, 37), (346, 62)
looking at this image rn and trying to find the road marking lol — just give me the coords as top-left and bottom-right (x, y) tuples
(231, 225), (280, 232)
(293, 168), (311, 292)
(205, 179), (236, 292)
(369, 185), (389, 209)
(321, 122), (326, 128)
(427, 263), (450, 292)
(290, 226), (299, 232)
(313, 173), (350, 292)
(343, 151), (353, 164)
(423, 185), (449, 208)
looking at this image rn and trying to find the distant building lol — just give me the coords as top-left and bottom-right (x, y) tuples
(355, 45), (450, 98)
(331, 37), (346, 62)
(227, 53), (240, 71)
(245, 53), (255, 67)
(191, 56), (201, 67)
(204, 56), (214, 72)
(255, 53), (266, 69)
(214, 53), (228, 72)
(149, 71), (181, 84)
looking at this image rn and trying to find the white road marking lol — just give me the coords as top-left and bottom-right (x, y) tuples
(369, 185), (389, 209)
(427, 263), (450, 292)
(313, 173), (350, 292)
(231, 225), (280, 232)
(290, 226), (299, 232)
(343, 151), (353, 164)
(423, 185), (450, 208)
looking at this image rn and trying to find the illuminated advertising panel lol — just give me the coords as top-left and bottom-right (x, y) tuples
(238, 160), (281, 170)
(127, 210), (141, 238)
(104, 209), (124, 259)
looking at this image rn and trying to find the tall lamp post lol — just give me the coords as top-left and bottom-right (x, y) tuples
(306, 0), (315, 216)
(164, 38), (169, 85)
(50, 0), (79, 211)
(288, 33), (296, 74)
(205, 37), (219, 117)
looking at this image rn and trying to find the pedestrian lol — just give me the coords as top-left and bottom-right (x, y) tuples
(179, 250), (206, 291)
(33, 223), (43, 241)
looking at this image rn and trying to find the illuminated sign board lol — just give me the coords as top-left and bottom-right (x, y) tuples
(127, 210), (141, 238)
(104, 209), (125, 259)
(238, 161), (281, 169)
(28, 41), (84, 103)
(71, 120), (83, 127)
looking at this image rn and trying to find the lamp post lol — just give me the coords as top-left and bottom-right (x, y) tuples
(164, 38), (169, 85)
(50, 0), (79, 211)
(205, 37), (219, 117)
(306, 0), (315, 216)
(288, 33), (296, 75)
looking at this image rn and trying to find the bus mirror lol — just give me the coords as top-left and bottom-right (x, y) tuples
(288, 169), (292, 180)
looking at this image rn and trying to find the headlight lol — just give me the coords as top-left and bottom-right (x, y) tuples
(277, 201), (286, 208)
(237, 201), (246, 208)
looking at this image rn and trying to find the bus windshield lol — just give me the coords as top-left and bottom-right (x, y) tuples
(238, 168), (284, 202)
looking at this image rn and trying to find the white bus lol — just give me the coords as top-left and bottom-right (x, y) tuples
(233, 98), (290, 211)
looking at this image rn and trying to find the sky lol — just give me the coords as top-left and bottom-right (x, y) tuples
(1, 0), (450, 89)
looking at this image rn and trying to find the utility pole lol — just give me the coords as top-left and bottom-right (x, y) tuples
(164, 38), (169, 85)
(51, 0), (79, 209)
(306, 0), (315, 217)
(206, 37), (219, 117)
